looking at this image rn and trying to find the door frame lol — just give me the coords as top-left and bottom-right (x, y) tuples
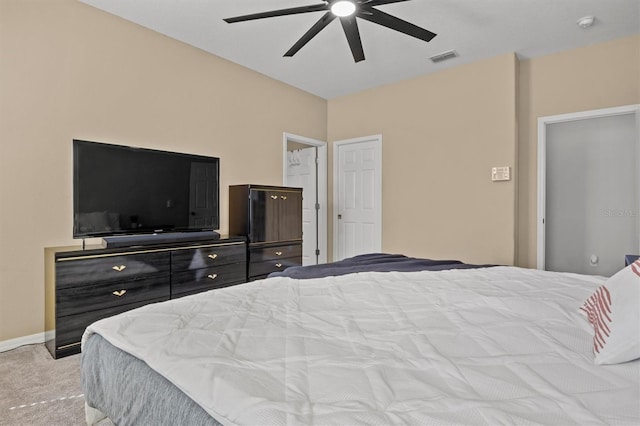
(333, 134), (383, 261)
(282, 132), (328, 264)
(536, 104), (640, 270)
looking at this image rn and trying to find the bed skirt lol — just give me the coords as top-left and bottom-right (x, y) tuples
(81, 333), (222, 426)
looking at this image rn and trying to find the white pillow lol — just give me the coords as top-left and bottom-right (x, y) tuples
(580, 260), (640, 365)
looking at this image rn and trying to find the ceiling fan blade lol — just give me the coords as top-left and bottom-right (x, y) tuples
(284, 12), (337, 57)
(224, 3), (328, 23)
(358, 6), (436, 42)
(340, 16), (365, 62)
(361, 0), (412, 6)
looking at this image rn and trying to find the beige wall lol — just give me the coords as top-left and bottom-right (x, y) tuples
(0, 0), (327, 342)
(327, 53), (518, 265)
(517, 35), (640, 268)
(326, 35), (640, 269)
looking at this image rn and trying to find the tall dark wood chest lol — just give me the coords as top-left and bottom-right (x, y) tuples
(229, 185), (303, 280)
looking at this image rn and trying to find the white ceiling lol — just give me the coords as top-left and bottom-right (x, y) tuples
(78, 0), (640, 99)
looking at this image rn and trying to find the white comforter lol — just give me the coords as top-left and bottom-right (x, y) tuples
(83, 266), (640, 425)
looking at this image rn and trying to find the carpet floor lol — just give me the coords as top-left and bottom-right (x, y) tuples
(0, 344), (86, 426)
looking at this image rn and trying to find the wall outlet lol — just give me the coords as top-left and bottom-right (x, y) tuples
(491, 166), (510, 181)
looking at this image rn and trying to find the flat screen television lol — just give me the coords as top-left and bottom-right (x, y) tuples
(73, 140), (220, 238)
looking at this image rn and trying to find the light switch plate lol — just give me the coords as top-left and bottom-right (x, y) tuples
(491, 166), (510, 181)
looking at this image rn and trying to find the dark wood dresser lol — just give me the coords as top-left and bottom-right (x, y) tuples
(45, 236), (246, 358)
(229, 185), (303, 280)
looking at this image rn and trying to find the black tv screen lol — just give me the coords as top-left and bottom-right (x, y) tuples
(73, 140), (219, 238)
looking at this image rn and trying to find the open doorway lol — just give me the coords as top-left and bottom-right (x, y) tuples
(283, 133), (327, 265)
(537, 105), (640, 276)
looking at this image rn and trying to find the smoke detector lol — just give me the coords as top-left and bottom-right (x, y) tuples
(577, 16), (595, 29)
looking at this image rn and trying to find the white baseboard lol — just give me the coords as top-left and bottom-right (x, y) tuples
(0, 332), (46, 353)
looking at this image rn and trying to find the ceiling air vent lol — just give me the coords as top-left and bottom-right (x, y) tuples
(430, 50), (458, 63)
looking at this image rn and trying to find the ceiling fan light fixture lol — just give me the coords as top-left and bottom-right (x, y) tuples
(331, 1), (356, 17)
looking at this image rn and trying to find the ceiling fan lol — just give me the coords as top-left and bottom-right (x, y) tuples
(223, 0), (436, 63)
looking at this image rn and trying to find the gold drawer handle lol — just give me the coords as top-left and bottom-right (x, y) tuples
(275, 263), (283, 268)
(280, 195), (287, 200)
(275, 251), (283, 256)
(112, 265), (126, 272)
(270, 195), (278, 199)
(207, 254), (218, 260)
(207, 274), (218, 280)
(112, 289), (127, 297)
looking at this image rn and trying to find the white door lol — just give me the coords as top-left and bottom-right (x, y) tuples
(538, 105), (640, 276)
(334, 135), (382, 261)
(283, 133), (328, 265)
(287, 147), (317, 265)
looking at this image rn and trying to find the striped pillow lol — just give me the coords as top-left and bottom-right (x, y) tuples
(580, 260), (640, 365)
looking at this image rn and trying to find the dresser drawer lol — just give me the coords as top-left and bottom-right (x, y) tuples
(249, 243), (302, 263)
(57, 252), (170, 288)
(249, 257), (301, 280)
(171, 263), (246, 297)
(57, 274), (170, 317)
(54, 297), (168, 357)
(171, 243), (246, 271)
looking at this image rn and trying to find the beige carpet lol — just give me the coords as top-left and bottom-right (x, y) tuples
(0, 344), (85, 426)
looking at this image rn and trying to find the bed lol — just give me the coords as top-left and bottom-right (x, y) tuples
(80, 254), (640, 425)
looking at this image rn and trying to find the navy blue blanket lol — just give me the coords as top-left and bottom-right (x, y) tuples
(268, 253), (493, 280)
